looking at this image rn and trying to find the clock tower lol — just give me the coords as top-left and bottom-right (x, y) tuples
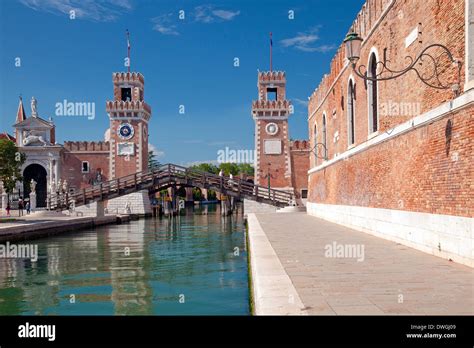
(252, 70), (293, 189)
(106, 72), (151, 179)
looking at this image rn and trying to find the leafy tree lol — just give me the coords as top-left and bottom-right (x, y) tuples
(189, 162), (255, 177)
(218, 163), (239, 176)
(237, 163), (254, 176)
(189, 163), (219, 175)
(0, 139), (26, 194)
(148, 150), (160, 169)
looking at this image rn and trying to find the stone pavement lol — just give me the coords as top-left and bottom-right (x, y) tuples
(249, 212), (474, 315)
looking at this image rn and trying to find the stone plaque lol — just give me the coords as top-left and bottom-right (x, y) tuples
(264, 139), (282, 155)
(117, 142), (135, 156)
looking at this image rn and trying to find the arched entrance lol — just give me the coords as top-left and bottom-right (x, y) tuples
(23, 164), (47, 208)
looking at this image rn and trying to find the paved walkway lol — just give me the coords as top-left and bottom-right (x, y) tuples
(0, 212), (124, 241)
(249, 212), (474, 315)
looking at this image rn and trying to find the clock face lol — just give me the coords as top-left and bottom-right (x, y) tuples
(118, 123), (134, 140)
(266, 122), (279, 136)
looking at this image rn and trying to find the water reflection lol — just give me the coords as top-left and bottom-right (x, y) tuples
(0, 204), (249, 315)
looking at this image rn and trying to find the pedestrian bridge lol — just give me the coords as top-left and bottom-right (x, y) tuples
(49, 163), (294, 211)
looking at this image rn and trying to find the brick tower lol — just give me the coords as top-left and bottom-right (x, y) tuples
(106, 72), (151, 179)
(105, 72), (152, 215)
(251, 71), (292, 189)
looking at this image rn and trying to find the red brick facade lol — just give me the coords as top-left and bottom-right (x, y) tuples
(290, 140), (310, 199)
(308, 0), (473, 218)
(61, 141), (110, 190)
(252, 71), (310, 194)
(106, 72), (151, 179)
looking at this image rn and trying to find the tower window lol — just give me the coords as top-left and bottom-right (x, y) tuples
(266, 87), (277, 101)
(82, 161), (90, 173)
(121, 87), (132, 102)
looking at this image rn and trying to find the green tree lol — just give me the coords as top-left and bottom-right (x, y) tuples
(0, 139), (26, 194)
(237, 163), (254, 176)
(189, 163), (219, 175)
(218, 163), (239, 176)
(148, 150), (160, 169)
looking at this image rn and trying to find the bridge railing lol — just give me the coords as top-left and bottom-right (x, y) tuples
(49, 163), (294, 210)
(168, 164), (294, 204)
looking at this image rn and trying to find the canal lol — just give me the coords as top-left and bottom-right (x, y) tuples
(0, 204), (250, 315)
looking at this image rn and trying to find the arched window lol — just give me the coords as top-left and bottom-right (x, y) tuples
(368, 53), (378, 133)
(322, 114), (327, 160)
(347, 79), (355, 146)
(313, 124), (318, 166)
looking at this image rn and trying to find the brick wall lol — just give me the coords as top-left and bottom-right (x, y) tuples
(308, 107), (473, 217)
(307, 0), (471, 217)
(62, 141), (110, 190)
(290, 140), (310, 198)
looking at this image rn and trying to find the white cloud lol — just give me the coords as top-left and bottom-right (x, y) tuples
(281, 33), (319, 48)
(151, 6), (240, 35)
(151, 13), (179, 35)
(194, 5), (240, 23)
(207, 141), (237, 146)
(18, 0), (132, 22)
(293, 98), (309, 107)
(281, 27), (336, 53)
(195, 5), (214, 23)
(212, 9), (240, 21)
(149, 144), (165, 158)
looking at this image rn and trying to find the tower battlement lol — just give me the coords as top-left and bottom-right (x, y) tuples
(253, 70), (290, 117)
(106, 100), (151, 120)
(64, 141), (110, 152)
(112, 72), (145, 85)
(258, 71), (286, 83)
(290, 140), (310, 151)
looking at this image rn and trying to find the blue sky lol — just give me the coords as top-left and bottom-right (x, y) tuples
(0, 0), (365, 165)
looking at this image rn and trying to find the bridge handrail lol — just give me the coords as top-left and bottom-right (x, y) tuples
(51, 163), (294, 209)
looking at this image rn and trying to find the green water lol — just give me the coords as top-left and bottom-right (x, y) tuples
(0, 204), (250, 315)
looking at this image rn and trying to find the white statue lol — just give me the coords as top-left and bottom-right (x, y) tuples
(62, 180), (68, 192)
(22, 131), (47, 146)
(31, 96), (38, 117)
(50, 180), (56, 194)
(30, 179), (37, 193)
(125, 201), (131, 214)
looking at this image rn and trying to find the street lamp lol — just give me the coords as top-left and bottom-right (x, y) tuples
(344, 32), (363, 66)
(263, 163), (277, 198)
(343, 31), (462, 95)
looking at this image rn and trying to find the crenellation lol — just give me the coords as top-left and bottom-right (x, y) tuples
(64, 141), (110, 152)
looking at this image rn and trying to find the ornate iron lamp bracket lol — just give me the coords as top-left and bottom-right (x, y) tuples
(351, 44), (462, 96)
(310, 143), (328, 160)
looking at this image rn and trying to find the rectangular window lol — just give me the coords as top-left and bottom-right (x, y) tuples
(82, 161), (90, 173)
(266, 87), (277, 101)
(301, 189), (308, 199)
(121, 87), (132, 101)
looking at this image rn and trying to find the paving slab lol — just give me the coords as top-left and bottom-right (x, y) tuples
(249, 212), (474, 315)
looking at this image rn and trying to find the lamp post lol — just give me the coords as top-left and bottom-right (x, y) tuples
(343, 31), (462, 95)
(263, 162), (277, 198)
